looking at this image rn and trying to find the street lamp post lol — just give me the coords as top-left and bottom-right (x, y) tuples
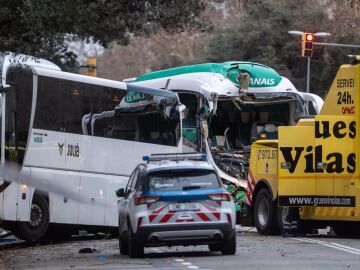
(288, 31), (331, 93)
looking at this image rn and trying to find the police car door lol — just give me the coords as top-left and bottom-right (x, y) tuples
(119, 168), (138, 232)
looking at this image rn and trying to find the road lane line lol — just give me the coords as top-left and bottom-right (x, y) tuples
(292, 237), (360, 255)
(330, 242), (360, 253)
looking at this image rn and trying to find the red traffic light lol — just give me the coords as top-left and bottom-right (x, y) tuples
(306, 33), (314, 41)
(301, 33), (314, 57)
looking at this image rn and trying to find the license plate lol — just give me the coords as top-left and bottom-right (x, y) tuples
(169, 203), (199, 211)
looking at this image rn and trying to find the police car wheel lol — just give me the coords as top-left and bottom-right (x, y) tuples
(220, 233), (236, 255)
(128, 226), (144, 258)
(254, 189), (276, 235)
(208, 243), (221, 252)
(118, 228), (129, 255)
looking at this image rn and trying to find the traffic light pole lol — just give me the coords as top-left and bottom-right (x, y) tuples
(306, 57), (310, 93)
(314, 42), (360, 49)
(306, 41), (360, 92)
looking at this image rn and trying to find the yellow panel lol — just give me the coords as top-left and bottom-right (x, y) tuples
(278, 125), (315, 196)
(314, 115), (357, 196)
(255, 147), (278, 176)
(321, 64), (357, 116)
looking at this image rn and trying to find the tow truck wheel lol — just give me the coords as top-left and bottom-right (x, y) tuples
(17, 194), (49, 242)
(254, 189), (276, 235)
(128, 226), (144, 258)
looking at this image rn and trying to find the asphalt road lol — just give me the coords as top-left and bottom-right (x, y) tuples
(1, 227), (360, 270)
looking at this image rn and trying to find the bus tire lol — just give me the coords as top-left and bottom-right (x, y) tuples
(17, 194), (49, 242)
(253, 188), (276, 235)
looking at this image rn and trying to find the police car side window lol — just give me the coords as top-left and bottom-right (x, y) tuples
(125, 170), (136, 195)
(137, 169), (146, 191)
(130, 169), (139, 191)
(127, 168), (140, 195)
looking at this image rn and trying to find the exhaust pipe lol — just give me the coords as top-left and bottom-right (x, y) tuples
(213, 233), (222, 240)
(150, 235), (159, 242)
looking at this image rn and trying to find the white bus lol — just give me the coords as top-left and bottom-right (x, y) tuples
(0, 54), (182, 241)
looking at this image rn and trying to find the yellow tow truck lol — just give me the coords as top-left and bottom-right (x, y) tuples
(248, 56), (360, 236)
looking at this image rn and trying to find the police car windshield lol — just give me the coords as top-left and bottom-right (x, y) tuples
(148, 170), (219, 191)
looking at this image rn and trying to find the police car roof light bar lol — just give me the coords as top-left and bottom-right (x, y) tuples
(143, 153), (207, 162)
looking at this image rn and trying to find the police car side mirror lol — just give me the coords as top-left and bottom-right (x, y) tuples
(116, 188), (125, 197)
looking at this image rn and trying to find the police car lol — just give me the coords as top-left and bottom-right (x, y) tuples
(116, 153), (236, 258)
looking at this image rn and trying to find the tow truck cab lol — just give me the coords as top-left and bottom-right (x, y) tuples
(252, 56), (360, 236)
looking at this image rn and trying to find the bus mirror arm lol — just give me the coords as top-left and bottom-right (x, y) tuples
(0, 85), (14, 93)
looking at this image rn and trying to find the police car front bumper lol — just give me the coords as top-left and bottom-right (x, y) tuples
(135, 222), (234, 246)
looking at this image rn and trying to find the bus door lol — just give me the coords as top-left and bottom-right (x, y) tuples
(1, 74), (33, 221)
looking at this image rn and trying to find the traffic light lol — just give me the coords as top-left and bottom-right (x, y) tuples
(301, 33), (314, 57)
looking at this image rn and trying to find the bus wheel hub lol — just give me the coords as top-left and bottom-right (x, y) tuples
(29, 204), (43, 227)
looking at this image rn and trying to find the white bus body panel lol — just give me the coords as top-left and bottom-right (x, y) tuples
(15, 168), (32, 221)
(25, 129), (179, 226)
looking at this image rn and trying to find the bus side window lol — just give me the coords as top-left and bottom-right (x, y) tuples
(34, 76), (64, 132)
(61, 81), (83, 134)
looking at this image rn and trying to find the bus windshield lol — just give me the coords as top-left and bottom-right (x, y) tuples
(247, 92), (306, 114)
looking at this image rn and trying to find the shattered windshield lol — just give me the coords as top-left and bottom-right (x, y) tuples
(246, 92), (306, 114)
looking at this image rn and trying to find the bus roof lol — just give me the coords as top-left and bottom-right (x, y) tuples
(8, 65), (180, 105)
(134, 61), (282, 89)
(0, 52), (61, 86)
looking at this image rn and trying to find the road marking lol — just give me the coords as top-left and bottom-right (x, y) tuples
(175, 258), (203, 270)
(292, 237), (360, 255)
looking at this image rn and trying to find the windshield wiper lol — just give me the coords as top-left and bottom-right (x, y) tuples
(182, 185), (203, 190)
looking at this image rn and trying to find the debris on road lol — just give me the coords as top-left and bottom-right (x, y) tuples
(78, 247), (100, 253)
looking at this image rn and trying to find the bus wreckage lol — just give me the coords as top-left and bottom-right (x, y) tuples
(127, 62), (324, 226)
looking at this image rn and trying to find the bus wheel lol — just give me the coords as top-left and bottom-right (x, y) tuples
(17, 194), (49, 242)
(253, 189), (276, 235)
